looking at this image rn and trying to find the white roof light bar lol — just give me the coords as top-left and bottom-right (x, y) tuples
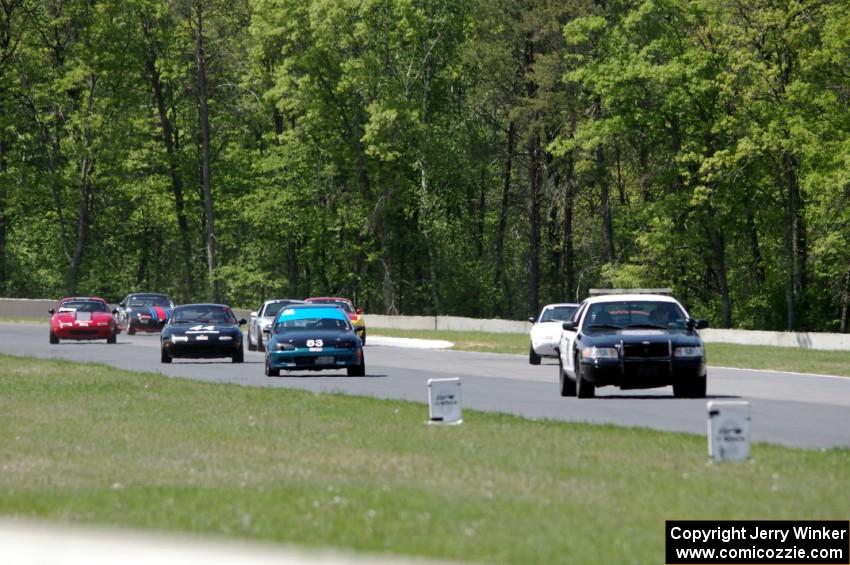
(588, 288), (672, 296)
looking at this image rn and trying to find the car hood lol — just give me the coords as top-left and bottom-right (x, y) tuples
(583, 327), (702, 345)
(269, 329), (359, 348)
(127, 305), (172, 321)
(53, 311), (114, 324)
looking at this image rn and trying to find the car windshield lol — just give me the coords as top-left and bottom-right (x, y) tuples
(129, 295), (171, 307)
(171, 306), (235, 324)
(275, 316), (350, 333)
(540, 306), (577, 323)
(584, 301), (686, 330)
(263, 302), (290, 318)
(60, 301), (108, 313)
(307, 299), (354, 313)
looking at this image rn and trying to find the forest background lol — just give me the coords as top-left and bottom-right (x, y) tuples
(1, 0), (849, 332)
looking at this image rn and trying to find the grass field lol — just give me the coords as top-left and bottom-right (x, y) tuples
(1, 354), (848, 564)
(371, 328), (850, 377)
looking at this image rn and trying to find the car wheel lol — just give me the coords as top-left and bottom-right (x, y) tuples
(257, 333), (265, 353)
(49, 331), (59, 344)
(127, 321), (136, 336)
(576, 356), (595, 398)
(247, 329), (257, 351)
(264, 355), (279, 377)
(232, 345), (244, 363)
(347, 355), (366, 377)
(107, 332), (116, 344)
(558, 355), (576, 397)
(529, 344), (541, 365)
(161, 348), (172, 363)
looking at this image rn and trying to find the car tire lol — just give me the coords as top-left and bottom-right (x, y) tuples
(127, 321), (136, 336)
(558, 355), (576, 397)
(257, 333), (265, 353)
(247, 330), (257, 351)
(347, 355), (366, 376)
(576, 356), (595, 398)
(529, 344), (541, 365)
(107, 332), (116, 344)
(232, 346), (244, 363)
(264, 355), (279, 377)
(49, 331), (59, 344)
(674, 375), (706, 398)
(161, 348), (172, 363)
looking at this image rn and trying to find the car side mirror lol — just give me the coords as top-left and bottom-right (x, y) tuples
(528, 317), (535, 323)
(262, 326), (272, 335)
(250, 311), (258, 318)
(48, 308), (55, 315)
(238, 318), (247, 325)
(562, 321), (576, 331)
(686, 318), (709, 330)
(356, 307), (364, 315)
(112, 308), (119, 315)
(118, 302), (125, 308)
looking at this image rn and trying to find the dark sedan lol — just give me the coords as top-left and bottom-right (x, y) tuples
(556, 292), (708, 398)
(160, 304), (246, 363)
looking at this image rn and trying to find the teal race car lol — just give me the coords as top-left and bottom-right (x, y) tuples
(263, 304), (365, 377)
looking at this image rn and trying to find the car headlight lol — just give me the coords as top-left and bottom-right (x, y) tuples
(172, 336), (188, 342)
(674, 346), (704, 357)
(335, 340), (357, 349)
(581, 346), (618, 360)
(275, 342), (295, 351)
(219, 336), (233, 341)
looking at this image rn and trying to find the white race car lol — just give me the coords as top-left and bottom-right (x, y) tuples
(528, 302), (579, 365)
(247, 298), (304, 352)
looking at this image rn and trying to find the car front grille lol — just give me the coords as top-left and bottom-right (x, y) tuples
(621, 341), (670, 359)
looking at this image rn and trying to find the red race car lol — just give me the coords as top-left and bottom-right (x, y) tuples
(304, 296), (366, 344)
(49, 296), (118, 344)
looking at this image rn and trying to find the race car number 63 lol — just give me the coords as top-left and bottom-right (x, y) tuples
(307, 339), (324, 347)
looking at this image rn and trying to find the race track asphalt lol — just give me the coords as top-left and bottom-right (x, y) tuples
(2, 322), (849, 449)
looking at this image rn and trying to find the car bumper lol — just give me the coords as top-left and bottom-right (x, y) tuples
(531, 337), (559, 357)
(53, 325), (115, 340)
(268, 347), (362, 371)
(580, 357), (705, 389)
(163, 339), (241, 358)
(131, 318), (164, 332)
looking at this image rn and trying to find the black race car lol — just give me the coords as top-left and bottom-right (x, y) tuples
(115, 292), (174, 335)
(556, 292), (708, 398)
(160, 304), (246, 363)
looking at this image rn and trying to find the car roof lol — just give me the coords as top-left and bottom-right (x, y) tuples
(60, 296), (107, 303)
(173, 303), (231, 309)
(583, 294), (681, 305)
(129, 292), (169, 297)
(541, 302), (579, 309)
(305, 296), (353, 303)
(264, 298), (304, 305)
